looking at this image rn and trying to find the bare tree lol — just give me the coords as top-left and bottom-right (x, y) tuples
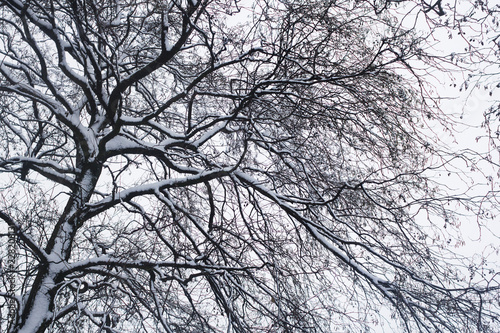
(0, 0), (498, 332)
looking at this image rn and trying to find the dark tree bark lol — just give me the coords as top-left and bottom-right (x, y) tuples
(0, 0), (499, 332)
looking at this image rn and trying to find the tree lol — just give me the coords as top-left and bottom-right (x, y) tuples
(0, 0), (498, 332)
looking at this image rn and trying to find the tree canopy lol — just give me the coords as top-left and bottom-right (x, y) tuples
(0, 0), (499, 332)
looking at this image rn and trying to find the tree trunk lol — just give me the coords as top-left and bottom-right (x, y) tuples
(13, 163), (102, 333)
